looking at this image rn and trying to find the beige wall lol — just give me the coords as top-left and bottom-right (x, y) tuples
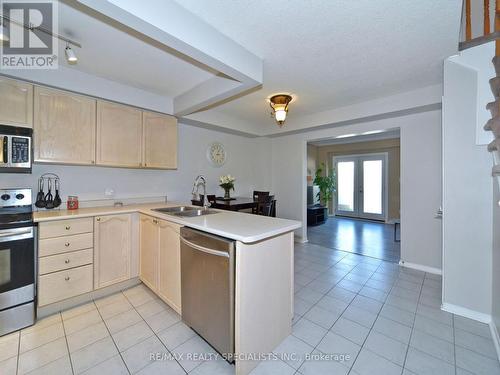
(316, 138), (400, 220)
(307, 144), (318, 186)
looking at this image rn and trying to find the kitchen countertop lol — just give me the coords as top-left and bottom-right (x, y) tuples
(33, 202), (302, 243)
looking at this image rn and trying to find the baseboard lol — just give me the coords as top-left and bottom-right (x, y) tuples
(441, 302), (492, 324)
(294, 236), (308, 244)
(398, 260), (442, 275)
(490, 319), (500, 362)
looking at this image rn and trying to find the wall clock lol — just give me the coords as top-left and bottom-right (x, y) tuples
(207, 142), (226, 167)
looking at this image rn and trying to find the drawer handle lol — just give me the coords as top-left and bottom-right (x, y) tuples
(96, 217), (101, 222)
(65, 276), (70, 281)
(65, 226), (71, 230)
(65, 242), (70, 247)
(65, 259), (70, 264)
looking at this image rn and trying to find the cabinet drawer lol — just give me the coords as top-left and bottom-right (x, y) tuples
(39, 218), (93, 239)
(39, 249), (93, 275)
(39, 232), (93, 257)
(38, 264), (93, 306)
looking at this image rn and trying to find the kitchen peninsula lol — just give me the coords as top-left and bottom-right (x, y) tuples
(33, 202), (301, 375)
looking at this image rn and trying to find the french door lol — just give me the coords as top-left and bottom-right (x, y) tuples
(334, 153), (387, 221)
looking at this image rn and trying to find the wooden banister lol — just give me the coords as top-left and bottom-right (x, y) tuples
(496, 0), (500, 55)
(466, 0), (472, 41)
(485, 0), (491, 35)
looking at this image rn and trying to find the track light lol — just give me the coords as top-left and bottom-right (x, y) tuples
(65, 44), (77, 63)
(0, 19), (9, 42)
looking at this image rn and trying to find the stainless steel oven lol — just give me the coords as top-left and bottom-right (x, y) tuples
(0, 189), (35, 336)
(0, 125), (32, 173)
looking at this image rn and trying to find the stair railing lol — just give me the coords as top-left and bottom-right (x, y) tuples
(460, 0), (500, 51)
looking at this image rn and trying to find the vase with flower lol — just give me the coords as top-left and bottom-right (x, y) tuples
(219, 175), (235, 200)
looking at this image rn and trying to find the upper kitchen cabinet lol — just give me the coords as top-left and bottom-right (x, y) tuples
(143, 111), (177, 169)
(0, 77), (33, 128)
(96, 101), (142, 168)
(34, 87), (96, 165)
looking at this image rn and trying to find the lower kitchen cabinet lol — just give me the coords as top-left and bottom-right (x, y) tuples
(158, 220), (182, 313)
(94, 214), (133, 289)
(139, 215), (182, 313)
(139, 215), (159, 291)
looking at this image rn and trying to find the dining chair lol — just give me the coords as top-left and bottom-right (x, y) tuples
(256, 195), (274, 216)
(252, 191), (270, 214)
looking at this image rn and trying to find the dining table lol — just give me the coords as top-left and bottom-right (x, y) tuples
(210, 197), (258, 212)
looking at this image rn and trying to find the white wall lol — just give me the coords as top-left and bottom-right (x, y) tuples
(442, 58), (493, 318)
(3, 123), (272, 204)
(492, 178), (500, 341)
(271, 110), (443, 271)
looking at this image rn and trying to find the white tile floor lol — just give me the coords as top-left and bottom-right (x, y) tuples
(1, 242), (499, 374)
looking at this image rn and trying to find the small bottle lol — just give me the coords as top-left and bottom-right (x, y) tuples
(67, 196), (79, 210)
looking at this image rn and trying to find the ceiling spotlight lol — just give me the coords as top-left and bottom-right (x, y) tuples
(65, 44), (77, 63)
(0, 19), (9, 42)
(269, 94), (293, 127)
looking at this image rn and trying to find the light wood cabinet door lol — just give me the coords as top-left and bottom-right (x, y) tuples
(0, 77), (33, 128)
(158, 220), (182, 314)
(96, 101), (142, 167)
(34, 87), (96, 164)
(143, 111), (177, 169)
(139, 215), (159, 292)
(94, 214), (132, 289)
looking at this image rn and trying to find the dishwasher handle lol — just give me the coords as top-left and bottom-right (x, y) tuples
(180, 235), (230, 258)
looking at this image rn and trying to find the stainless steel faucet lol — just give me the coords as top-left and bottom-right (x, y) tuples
(192, 175), (209, 209)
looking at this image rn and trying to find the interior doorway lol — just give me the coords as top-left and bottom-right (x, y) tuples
(335, 153), (388, 221)
(306, 130), (400, 262)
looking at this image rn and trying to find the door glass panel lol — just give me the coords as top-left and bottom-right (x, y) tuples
(337, 161), (355, 212)
(363, 160), (383, 214)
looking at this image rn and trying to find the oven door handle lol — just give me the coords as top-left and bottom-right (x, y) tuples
(0, 227), (34, 242)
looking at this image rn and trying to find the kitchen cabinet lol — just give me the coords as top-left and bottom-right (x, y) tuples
(0, 77), (33, 128)
(96, 101), (143, 168)
(37, 218), (94, 307)
(158, 220), (182, 313)
(94, 214), (132, 289)
(142, 111), (177, 169)
(34, 87), (96, 165)
(139, 215), (159, 291)
(139, 215), (182, 313)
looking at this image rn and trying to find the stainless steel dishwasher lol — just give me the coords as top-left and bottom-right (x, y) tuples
(180, 227), (235, 358)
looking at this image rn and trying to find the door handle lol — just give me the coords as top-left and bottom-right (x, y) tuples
(180, 236), (229, 258)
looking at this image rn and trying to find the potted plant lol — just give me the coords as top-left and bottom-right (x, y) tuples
(313, 163), (336, 207)
(219, 175), (235, 200)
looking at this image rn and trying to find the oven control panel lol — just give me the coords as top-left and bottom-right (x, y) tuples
(0, 189), (32, 207)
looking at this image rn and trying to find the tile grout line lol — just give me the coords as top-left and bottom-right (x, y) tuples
(345, 260), (396, 375)
(122, 288), (189, 374)
(60, 311), (76, 375)
(15, 331), (20, 375)
(400, 270), (425, 373)
(92, 294), (132, 375)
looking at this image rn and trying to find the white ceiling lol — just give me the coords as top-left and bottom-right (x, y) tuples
(174, 0), (462, 130)
(57, 1), (217, 98)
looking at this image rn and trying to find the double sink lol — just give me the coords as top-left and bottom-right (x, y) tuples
(153, 206), (218, 217)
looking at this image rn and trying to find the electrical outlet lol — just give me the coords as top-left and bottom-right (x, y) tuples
(105, 188), (115, 197)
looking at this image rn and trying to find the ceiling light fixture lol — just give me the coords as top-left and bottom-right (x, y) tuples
(269, 94), (293, 127)
(65, 44), (77, 63)
(0, 19), (9, 42)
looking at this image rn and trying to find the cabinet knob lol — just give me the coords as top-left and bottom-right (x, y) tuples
(65, 259), (70, 264)
(65, 276), (70, 281)
(65, 242), (70, 247)
(65, 226), (71, 230)
(96, 217), (101, 222)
